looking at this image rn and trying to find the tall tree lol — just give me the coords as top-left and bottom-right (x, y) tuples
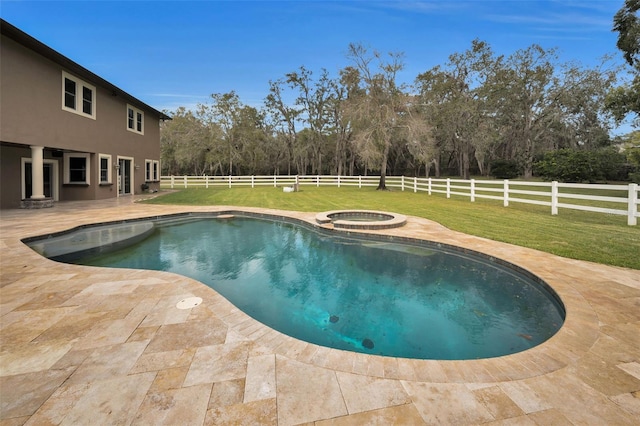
(330, 71), (354, 175)
(614, 0), (640, 66)
(492, 45), (560, 178)
(416, 40), (498, 178)
(608, 0), (640, 126)
(203, 92), (244, 175)
(343, 43), (406, 189)
(160, 106), (220, 175)
(265, 79), (302, 175)
(286, 66), (335, 174)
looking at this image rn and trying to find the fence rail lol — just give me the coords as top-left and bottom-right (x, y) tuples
(160, 175), (639, 226)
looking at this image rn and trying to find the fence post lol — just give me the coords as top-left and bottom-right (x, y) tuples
(428, 178), (432, 195)
(274, 175), (277, 187)
(251, 175), (255, 188)
(170, 176), (175, 189)
(183, 175), (187, 188)
(228, 175), (232, 188)
(503, 180), (509, 207)
(359, 175), (362, 188)
(446, 178), (451, 198)
(338, 175), (341, 188)
(414, 177), (417, 193)
(551, 181), (559, 215)
(317, 175), (320, 188)
(628, 183), (638, 226)
(205, 175), (209, 189)
(470, 179), (475, 202)
(401, 175), (405, 191)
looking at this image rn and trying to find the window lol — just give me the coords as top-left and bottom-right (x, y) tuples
(145, 159), (160, 182)
(83, 86), (93, 115)
(61, 71), (96, 119)
(145, 159), (152, 182)
(99, 154), (112, 184)
(127, 105), (144, 134)
(64, 78), (76, 109)
(63, 153), (91, 184)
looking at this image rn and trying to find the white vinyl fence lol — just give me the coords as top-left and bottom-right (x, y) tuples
(160, 175), (639, 226)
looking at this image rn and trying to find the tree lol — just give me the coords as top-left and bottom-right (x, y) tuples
(614, 0), (640, 66)
(330, 71), (354, 175)
(265, 79), (302, 175)
(403, 103), (436, 177)
(203, 92), (245, 175)
(416, 40), (498, 178)
(161, 106), (218, 175)
(343, 43), (407, 189)
(555, 61), (617, 149)
(286, 66), (335, 174)
(608, 0), (640, 125)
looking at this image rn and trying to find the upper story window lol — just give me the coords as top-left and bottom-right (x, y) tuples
(127, 105), (144, 135)
(62, 71), (96, 119)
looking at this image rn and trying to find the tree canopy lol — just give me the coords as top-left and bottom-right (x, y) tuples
(608, 0), (640, 125)
(161, 37), (634, 182)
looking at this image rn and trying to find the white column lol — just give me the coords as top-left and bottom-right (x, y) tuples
(30, 145), (45, 199)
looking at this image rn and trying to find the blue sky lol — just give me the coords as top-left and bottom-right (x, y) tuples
(1, 0), (629, 127)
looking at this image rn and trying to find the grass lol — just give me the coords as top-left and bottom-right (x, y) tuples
(144, 186), (640, 270)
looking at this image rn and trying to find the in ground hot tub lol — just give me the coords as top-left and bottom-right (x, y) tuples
(315, 210), (407, 230)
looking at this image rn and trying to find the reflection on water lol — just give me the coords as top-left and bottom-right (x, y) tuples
(74, 217), (565, 360)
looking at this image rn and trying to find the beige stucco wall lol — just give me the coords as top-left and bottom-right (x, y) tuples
(0, 34), (162, 209)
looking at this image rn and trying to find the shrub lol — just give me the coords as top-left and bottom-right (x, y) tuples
(490, 160), (520, 179)
(534, 148), (627, 183)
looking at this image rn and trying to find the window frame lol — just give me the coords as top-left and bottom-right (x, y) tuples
(145, 159), (160, 182)
(61, 71), (96, 120)
(127, 104), (145, 135)
(145, 159), (153, 182)
(63, 153), (91, 185)
(153, 160), (160, 181)
(98, 154), (112, 185)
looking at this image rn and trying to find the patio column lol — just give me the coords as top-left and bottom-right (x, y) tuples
(30, 145), (45, 199)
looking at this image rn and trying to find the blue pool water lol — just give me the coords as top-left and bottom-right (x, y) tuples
(55, 215), (565, 360)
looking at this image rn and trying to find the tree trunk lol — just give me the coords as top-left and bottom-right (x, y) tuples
(377, 141), (391, 190)
(377, 174), (387, 190)
(462, 146), (470, 180)
(523, 137), (534, 179)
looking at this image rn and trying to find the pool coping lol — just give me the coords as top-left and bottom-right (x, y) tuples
(1, 198), (639, 424)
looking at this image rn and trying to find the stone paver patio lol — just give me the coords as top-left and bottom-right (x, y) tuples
(1, 196), (639, 425)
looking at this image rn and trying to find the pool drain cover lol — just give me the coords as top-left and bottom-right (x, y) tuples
(176, 297), (202, 309)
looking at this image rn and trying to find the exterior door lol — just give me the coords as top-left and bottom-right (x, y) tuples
(118, 158), (132, 195)
(23, 161), (57, 200)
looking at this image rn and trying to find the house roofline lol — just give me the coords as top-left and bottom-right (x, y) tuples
(1, 19), (172, 121)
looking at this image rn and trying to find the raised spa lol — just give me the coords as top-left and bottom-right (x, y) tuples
(316, 210), (407, 229)
(25, 213), (565, 360)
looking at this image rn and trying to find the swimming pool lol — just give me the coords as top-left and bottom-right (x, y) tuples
(26, 213), (565, 360)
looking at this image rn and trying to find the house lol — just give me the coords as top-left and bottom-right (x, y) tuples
(0, 19), (171, 209)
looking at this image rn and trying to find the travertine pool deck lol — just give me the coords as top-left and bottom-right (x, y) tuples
(1, 196), (639, 425)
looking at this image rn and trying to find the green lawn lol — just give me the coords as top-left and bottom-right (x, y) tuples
(144, 186), (640, 270)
